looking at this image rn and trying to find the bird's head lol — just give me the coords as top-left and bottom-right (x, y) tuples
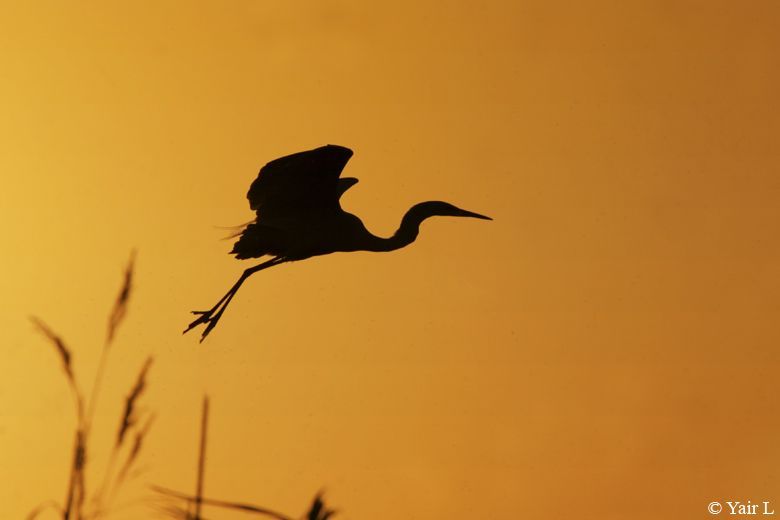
(413, 201), (492, 221)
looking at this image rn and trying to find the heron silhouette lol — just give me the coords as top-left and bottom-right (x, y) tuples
(184, 144), (491, 341)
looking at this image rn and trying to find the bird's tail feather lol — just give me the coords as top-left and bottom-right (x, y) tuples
(214, 220), (254, 240)
(230, 223), (285, 260)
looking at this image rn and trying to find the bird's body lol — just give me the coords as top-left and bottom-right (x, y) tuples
(232, 210), (372, 260)
(185, 144), (490, 340)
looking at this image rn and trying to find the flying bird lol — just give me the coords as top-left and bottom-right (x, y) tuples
(185, 144), (491, 341)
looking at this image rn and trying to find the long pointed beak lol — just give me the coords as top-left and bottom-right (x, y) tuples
(459, 209), (492, 220)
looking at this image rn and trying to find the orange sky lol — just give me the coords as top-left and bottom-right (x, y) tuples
(1, 1), (779, 519)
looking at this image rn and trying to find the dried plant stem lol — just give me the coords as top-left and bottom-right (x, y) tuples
(67, 342), (108, 520)
(90, 446), (119, 519)
(195, 396), (209, 520)
(25, 500), (63, 520)
(87, 249), (135, 435)
(63, 429), (86, 520)
(84, 345), (109, 434)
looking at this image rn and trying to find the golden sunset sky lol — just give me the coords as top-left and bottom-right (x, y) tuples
(1, 1), (779, 519)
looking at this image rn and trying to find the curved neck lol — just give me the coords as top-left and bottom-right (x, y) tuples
(363, 203), (433, 252)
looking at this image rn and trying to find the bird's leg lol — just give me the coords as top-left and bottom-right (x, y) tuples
(184, 257), (285, 341)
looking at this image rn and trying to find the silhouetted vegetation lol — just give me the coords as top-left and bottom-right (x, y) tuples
(152, 396), (336, 520)
(27, 254), (339, 519)
(28, 252), (153, 520)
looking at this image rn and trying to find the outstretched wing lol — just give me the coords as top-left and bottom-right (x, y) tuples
(247, 144), (357, 222)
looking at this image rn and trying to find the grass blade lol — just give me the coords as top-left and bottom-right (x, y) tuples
(151, 486), (294, 520)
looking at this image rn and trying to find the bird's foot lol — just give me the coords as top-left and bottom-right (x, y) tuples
(183, 308), (222, 342)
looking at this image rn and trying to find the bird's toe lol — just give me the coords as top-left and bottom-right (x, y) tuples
(183, 312), (212, 334)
